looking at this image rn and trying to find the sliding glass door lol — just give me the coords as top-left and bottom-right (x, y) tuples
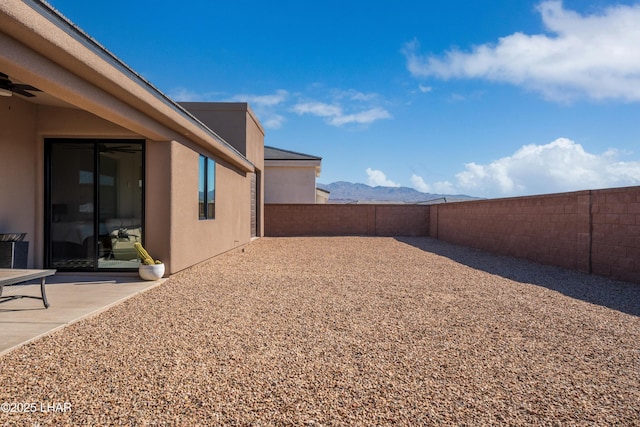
(45, 139), (144, 271)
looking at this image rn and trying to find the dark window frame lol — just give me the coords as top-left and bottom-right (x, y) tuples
(44, 138), (145, 271)
(199, 155), (216, 220)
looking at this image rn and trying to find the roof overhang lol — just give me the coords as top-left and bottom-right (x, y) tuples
(264, 159), (322, 177)
(0, 0), (254, 172)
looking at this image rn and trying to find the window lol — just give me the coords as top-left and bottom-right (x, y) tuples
(199, 155), (216, 219)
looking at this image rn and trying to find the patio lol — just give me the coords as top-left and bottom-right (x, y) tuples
(0, 273), (164, 356)
(0, 237), (638, 425)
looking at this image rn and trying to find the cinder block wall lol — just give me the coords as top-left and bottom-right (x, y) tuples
(431, 186), (640, 283)
(430, 191), (592, 272)
(264, 186), (640, 284)
(590, 187), (640, 282)
(264, 204), (429, 237)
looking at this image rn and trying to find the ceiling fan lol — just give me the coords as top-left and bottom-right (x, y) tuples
(0, 72), (42, 97)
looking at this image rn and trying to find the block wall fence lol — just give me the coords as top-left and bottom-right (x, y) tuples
(264, 204), (430, 237)
(431, 187), (640, 283)
(265, 186), (640, 284)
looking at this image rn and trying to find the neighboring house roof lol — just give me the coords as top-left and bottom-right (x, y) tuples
(0, 0), (255, 172)
(265, 146), (322, 161)
(264, 146), (322, 177)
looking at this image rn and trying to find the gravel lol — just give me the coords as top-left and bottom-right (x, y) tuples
(1, 236), (639, 426)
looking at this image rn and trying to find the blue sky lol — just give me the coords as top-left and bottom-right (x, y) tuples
(48, 0), (640, 198)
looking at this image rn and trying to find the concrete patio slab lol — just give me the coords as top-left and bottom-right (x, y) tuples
(0, 273), (164, 355)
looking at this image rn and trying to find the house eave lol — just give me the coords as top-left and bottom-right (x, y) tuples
(265, 159), (322, 168)
(265, 159), (322, 178)
(0, 0), (254, 172)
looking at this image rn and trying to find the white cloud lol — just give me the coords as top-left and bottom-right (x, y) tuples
(169, 87), (220, 102)
(261, 114), (286, 129)
(411, 174), (456, 195)
(229, 89), (289, 107)
(165, 88), (289, 129)
(448, 93), (466, 102)
(418, 84), (432, 93)
(411, 174), (431, 192)
(366, 168), (400, 187)
(293, 102), (342, 118)
(170, 84), (391, 129)
(228, 90), (289, 129)
(329, 107), (392, 126)
(293, 102), (391, 127)
(403, 1), (640, 102)
(432, 181), (457, 195)
(413, 138), (640, 198)
(337, 89), (379, 102)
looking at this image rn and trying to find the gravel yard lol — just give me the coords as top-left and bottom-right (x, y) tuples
(1, 236), (639, 426)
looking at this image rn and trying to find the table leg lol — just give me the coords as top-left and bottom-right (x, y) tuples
(40, 277), (50, 309)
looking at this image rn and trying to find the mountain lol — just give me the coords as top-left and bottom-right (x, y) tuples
(317, 181), (480, 204)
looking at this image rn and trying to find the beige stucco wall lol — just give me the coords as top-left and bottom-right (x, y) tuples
(0, 96), (258, 273)
(1, 4), (254, 173)
(316, 189), (330, 204)
(0, 96), (38, 267)
(1, 4), (262, 273)
(165, 141), (254, 273)
(264, 166), (318, 204)
(180, 102), (265, 238)
(179, 103), (250, 155)
(144, 140), (172, 271)
(243, 109), (265, 237)
(178, 103), (265, 169)
(0, 97), (145, 267)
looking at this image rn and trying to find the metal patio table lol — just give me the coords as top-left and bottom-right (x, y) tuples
(0, 269), (56, 308)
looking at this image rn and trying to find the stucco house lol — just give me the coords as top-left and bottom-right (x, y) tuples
(0, 1), (264, 275)
(264, 146), (326, 204)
